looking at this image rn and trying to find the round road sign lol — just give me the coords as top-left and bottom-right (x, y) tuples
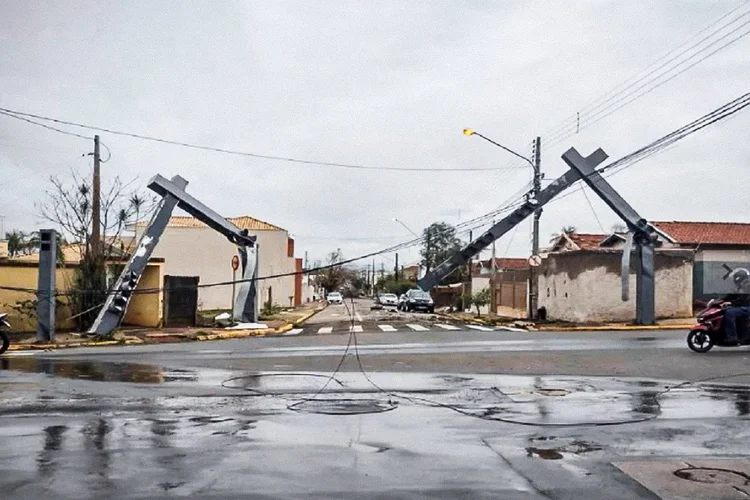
(231, 255), (240, 271)
(528, 255), (542, 267)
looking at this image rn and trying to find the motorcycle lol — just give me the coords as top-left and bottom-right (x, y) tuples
(687, 299), (750, 353)
(0, 313), (10, 355)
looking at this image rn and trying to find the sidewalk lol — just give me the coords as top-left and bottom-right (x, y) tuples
(5, 302), (326, 352)
(436, 311), (695, 331)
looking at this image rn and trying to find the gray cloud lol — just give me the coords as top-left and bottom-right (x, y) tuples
(1, 0), (748, 268)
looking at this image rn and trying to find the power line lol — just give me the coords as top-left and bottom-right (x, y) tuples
(540, 1), (750, 143)
(581, 186), (606, 233)
(0, 110), (90, 141)
(549, 22), (750, 144)
(0, 107), (524, 173)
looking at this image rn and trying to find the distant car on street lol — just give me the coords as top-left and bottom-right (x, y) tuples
(326, 292), (343, 304)
(399, 288), (435, 313)
(378, 293), (399, 307)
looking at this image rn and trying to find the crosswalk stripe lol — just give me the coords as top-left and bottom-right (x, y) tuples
(406, 324), (429, 331)
(318, 326), (333, 334)
(435, 324), (460, 331)
(466, 325), (494, 331)
(284, 328), (303, 336)
(349, 325), (363, 333)
(378, 324), (397, 332)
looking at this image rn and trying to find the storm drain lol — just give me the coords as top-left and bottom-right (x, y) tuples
(674, 467), (750, 488)
(288, 398), (398, 415)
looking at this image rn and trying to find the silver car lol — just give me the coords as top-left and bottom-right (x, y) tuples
(378, 293), (399, 307)
(326, 292), (343, 304)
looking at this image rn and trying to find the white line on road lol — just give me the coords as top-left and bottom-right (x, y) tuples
(349, 325), (363, 333)
(318, 327), (333, 334)
(435, 324), (460, 331)
(466, 325), (494, 332)
(284, 328), (303, 336)
(406, 324), (430, 331)
(378, 324), (397, 332)
(3, 351), (38, 356)
(356, 312), (363, 322)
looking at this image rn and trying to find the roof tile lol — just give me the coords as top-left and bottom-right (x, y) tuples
(653, 221), (750, 246)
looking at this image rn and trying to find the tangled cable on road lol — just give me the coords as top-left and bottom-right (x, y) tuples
(220, 298), (750, 425)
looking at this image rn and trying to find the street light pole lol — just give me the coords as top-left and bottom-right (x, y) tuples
(463, 128), (540, 320)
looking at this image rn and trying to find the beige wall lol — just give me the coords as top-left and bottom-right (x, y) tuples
(538, 251), (693, 322)
(0, 261), (163, 331)
(138, 226), (296, 310)
(695, 248), (750, 262)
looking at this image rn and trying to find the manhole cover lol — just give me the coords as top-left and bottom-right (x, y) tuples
(674, 467), (750, 487)
(288, 398), (397, 415)
(535, 388), (570, 397)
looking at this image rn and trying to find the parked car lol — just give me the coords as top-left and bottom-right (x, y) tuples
(400, 289), (434, 313)
(379, 293), (399, 307)
(326, 292), (344, 304)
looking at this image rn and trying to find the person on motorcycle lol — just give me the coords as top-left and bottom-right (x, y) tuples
(722, 292), (750, 345)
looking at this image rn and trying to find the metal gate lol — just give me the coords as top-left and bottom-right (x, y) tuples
(164, 275), (199, 327)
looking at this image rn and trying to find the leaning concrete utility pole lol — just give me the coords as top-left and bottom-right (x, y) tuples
(529, 136), (542, 320)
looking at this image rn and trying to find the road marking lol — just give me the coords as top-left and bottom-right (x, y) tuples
(435, 324), (460, 331)
(356, 312), (363, 322)
(406, 324), (429, 331)
(466, 325), (494, 331)
(318, 326), (333, 334)
(284, 328), (303, 336)
(349, 325), (363, 333)
(378, 324), (397, 332)
(3, 351), (37, 356)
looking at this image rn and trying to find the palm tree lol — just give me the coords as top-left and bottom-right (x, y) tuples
(549, 225), (577, 244)
(5, 230), (26, 257)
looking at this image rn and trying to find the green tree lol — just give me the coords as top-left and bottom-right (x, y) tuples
(315, 249), (353, 294)
(420, 222), (462, 281)
(39, 170), (156, 330)
(5, 230), (26, 257)
(471, 288), (490, 317)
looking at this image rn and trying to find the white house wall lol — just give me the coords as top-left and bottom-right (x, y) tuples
(137, 226), (296, 310)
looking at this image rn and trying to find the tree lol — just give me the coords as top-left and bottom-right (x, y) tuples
(420, 222), (462, 282)
(549, 225), (577, 243)
(38, 169), (157, 330)
(315, 249), (352, 294)
(471, 288), (490, 317)
(5, 230), (26, 257)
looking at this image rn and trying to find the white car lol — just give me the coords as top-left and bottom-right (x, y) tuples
(378, 293), (399, 307)
(326, 292), (343, 304)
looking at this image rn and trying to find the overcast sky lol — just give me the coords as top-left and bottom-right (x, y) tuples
(1, 0), (749, 269)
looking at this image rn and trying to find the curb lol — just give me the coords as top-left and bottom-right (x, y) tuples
(536, 324), (693, 331)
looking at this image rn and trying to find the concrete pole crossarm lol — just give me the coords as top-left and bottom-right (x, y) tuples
(418, 149), (608, 292)
(147, 175), (256, 248)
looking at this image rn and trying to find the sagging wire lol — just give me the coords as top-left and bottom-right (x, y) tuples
(219, 295), (750, 425)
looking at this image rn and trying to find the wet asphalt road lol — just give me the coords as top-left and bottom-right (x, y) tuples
(2, 327), (750, 499)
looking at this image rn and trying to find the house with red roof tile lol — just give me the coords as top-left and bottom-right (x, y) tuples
(540, 221), (750, 322)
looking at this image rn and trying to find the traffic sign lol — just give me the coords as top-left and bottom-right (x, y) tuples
(231, 255), (240, 271)
(528, 255), (542, 267)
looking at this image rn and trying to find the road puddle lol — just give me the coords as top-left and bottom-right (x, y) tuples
(0, 357), (197, 384)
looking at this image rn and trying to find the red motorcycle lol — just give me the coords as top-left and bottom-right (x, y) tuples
(687, 299), (750, 353)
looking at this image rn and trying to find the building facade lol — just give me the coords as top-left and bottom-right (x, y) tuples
(135, 215), (298, 311)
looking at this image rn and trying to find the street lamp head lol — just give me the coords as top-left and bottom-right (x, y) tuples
(463, 128), (475, 136)
(391, 217), (399, 222)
